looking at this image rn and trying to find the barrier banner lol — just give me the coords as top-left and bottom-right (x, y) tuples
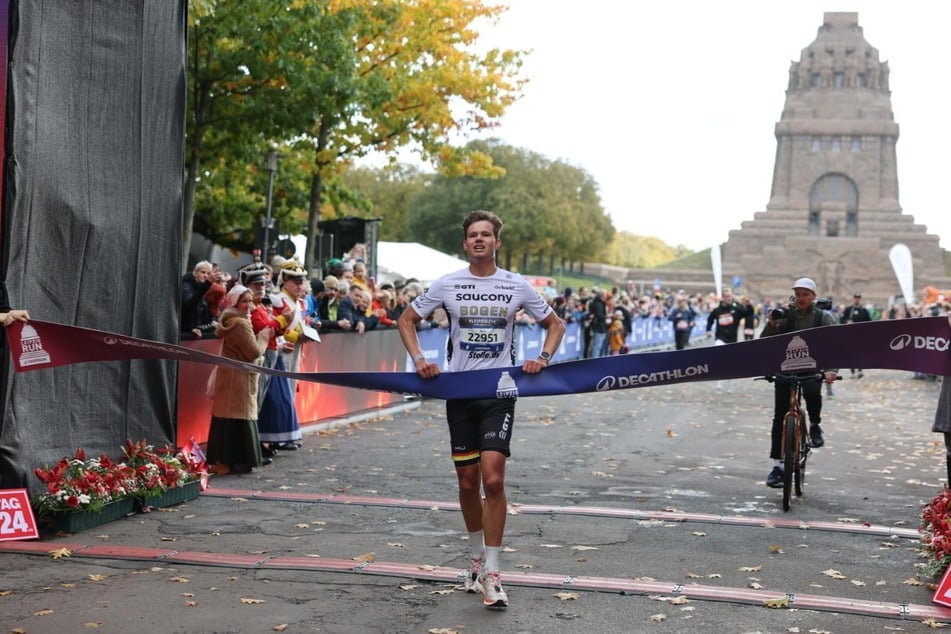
(6, 318), (950, 400)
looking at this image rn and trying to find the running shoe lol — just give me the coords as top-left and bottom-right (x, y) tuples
(463, 557), (484, 594)
(479, 571), (508, 609)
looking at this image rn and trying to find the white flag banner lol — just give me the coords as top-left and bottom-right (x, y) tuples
(711, 244), (722, 298)
(888, 243), (915, 304)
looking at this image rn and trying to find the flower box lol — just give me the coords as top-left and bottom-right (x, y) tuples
(45, 496), (136, 534)
(137, 479), (200, 511)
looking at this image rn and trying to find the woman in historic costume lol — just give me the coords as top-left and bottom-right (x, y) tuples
(239, 264), (304, 453)
(206, 285), (273, 475)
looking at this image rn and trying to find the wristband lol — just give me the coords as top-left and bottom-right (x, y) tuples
(412, 353), (426, 362)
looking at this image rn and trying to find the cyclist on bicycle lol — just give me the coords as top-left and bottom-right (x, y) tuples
(759, 277), (838, 488)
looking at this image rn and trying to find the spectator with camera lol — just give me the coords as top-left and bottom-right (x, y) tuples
(759, 277), (838, 488)
(181, 260), (214, 339)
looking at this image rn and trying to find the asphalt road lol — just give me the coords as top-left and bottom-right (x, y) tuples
(2, 367), (949, 633)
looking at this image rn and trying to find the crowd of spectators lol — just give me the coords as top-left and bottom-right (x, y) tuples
(181, 250), (951, 365)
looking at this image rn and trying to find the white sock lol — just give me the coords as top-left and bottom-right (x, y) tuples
(469, 530), (485, 560)
(484, 546), (501, 574)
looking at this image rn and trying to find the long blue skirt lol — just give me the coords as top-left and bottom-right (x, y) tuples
(257, 354), (302, 444)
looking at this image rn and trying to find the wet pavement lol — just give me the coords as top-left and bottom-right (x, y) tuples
(2, 367), (950, 633)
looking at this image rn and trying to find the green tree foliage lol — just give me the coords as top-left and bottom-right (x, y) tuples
(407, 140), (614, 270)
(185, 0), (524, 269)
(338, 165), (430, 243)
(186, 2), (316, 266)
(599, 232), (690, 268)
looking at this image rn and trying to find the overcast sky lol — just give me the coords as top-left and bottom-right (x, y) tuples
(469, 2), (951, 252)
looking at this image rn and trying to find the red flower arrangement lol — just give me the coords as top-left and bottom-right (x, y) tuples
(919, 488), (951, 582)
(32, 440), (208, 516)
(32, 449), (138, 515)
(120, 439), (203, 499)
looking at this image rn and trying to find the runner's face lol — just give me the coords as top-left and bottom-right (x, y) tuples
(463, 220), (500, 262)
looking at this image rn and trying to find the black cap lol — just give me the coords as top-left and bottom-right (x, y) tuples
(244, 271), (267, 285)
(854, 292), (862, 298)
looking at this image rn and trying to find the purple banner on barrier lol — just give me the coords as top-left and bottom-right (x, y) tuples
(6, 318), (950, 400)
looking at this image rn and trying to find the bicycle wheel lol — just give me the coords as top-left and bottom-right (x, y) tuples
(794, 418), (806, 497)
(782, 412), (797, 511)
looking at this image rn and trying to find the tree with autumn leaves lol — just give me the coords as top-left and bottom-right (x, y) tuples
(185, 0), (531, 270)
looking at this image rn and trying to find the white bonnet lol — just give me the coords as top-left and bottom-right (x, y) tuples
(226, 284), (251, 308)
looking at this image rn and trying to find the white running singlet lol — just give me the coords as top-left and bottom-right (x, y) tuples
(410, 267), (553, 372)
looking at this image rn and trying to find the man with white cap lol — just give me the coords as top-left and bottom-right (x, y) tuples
(759, 277), (839, 488)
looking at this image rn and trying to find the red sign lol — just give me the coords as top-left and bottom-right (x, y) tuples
(934, 563), (951, 607)
(0, 489), (39, 541)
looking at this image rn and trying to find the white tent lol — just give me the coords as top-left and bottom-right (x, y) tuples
(376, 241), (467, 286)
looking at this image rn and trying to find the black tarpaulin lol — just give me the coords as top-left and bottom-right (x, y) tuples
(0, 0), (186, 490)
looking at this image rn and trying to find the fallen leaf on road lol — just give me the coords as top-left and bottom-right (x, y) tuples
(650, 614), (666, 622)
(273, 625), (289, 632)
(354, 552), (375, 562)
(553, 592), (578, 600)
(821, 569), (846, 579)
(169, 576), (190, 583)
(571, 545), (598, 551)
(763, 597), (788, 608)
(49, 548), (71, 559)
(240, 597), (265, 604)
(84, 622), (102, 628)
(88, 574), (105, 581)
(34, 608), (54, 616)
(739, 565), (762, 572)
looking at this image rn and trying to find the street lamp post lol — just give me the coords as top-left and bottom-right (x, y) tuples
(262, 149), (279, 265)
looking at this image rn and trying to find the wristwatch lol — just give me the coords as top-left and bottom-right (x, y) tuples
(537, 351), (552, 363)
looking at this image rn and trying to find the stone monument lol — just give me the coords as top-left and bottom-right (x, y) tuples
(721, 12), (950, 306)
